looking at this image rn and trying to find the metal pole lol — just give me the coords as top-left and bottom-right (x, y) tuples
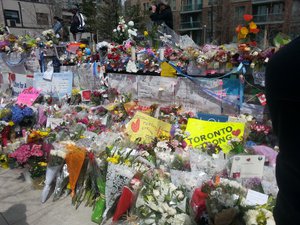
(18, 2), (24, 28)
(203, 24), (206, 44)
(210, 4), (213, 41)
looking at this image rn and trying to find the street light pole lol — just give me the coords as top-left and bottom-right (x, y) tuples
(210, 4), (213, 41)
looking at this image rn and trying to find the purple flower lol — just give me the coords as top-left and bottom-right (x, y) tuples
(22, 107), (34, 117)
(11, 105), (24, 123)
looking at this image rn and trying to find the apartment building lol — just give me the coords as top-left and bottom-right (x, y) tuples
(0, 0), (79, 35)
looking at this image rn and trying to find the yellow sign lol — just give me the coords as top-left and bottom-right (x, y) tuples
(185, 118), (245, 153)
(160, 62), (177, 77)
(126, 112), (172, 143)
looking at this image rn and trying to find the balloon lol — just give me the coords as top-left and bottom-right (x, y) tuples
(85, 48), (91, 55)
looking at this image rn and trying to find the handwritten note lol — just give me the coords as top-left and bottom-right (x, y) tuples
(245, 189), (269, 206)
(230, 155), (265, 178)
(16, 87), (41, 106)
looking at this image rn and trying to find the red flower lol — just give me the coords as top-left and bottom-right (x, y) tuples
(243, 14), (253, 21)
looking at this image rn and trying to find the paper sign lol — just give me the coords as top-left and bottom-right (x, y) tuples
(230, 155), (265, 178)
(81, 90), (91, 101)
(197, 112), (229, 122)
(16, 87), (41, 106)
(33, 71), (73, 99)
(245, 189), (269, 206)
(126, 111), (172, 143)
(11, 73), (34, 95)
(46, 117), (64, 129)
(185, 118), (245, 153)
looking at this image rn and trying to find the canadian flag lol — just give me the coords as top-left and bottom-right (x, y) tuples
(256, 93), (267, 105)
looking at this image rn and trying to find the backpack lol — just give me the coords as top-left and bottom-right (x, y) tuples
(77, 13), (86, 32)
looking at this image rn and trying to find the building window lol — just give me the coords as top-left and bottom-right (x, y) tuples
(4, 10), (21, 24)
(171, 0), (176, 10)
(234, 6), (245, 21)
(143, 3), (150, 11)
(36, 13), (49, 26)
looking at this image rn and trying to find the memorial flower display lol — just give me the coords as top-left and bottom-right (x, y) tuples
(0, 13), (286, 225)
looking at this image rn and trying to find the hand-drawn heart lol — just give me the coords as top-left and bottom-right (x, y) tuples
(246, 158), (251, 162)
(232, 129), (241, 136)
(131, 118), (140, 133)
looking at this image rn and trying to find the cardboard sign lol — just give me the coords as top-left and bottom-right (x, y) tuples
(16, 87), (41, 106)
(185, 118), (245, 153)
(126, 111), (171, 143)
(230, 155), (265, 178)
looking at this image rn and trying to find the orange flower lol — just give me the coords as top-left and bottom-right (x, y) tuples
(243, 14), (253, 22)
(250, 28), (260, 34)
(235, 25), (242, 33)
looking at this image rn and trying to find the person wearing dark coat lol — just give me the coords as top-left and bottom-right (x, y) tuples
(150, 0), (173, 29)
(265, 35), (300, 225)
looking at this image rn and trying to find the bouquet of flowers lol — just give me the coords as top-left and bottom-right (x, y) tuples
(244, 208), (275, 225)
(235, 14), (260, 46)
(41, 147), (66, 203)
(135, 169), (191, 225)
(202, 178), (247, 225)
(112, 17), (137, 44)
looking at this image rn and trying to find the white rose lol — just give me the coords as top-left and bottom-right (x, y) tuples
(128, 21), (134, 27)
(153, 189), (160, 197)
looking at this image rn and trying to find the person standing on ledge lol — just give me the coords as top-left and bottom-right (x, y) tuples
(150, 0), (173, 29)
(265, 35), (300, 225)
(70, 6), (85, 42)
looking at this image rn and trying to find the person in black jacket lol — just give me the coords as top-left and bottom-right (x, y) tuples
(265, 36), (300, 225)
(150, 0), (173, 29)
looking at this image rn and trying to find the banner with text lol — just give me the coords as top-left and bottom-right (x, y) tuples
(185, 118), (245, 153)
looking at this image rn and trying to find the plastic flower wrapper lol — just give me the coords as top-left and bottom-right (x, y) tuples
(248, 145), (278, 167)
(102, 162), (135, 222)
(154, 140), (175, 171)
(112, 176), (142, 222)
(69, 123), (87, 141)
(65, 142), (87, 198)
(189, 148), (227, 178)
(52, 163), (69, 201)
(260, 166), (278, 197)
(202, 178), (247, 225)
(134, 169), (191, 225)
(41, 148), (66, 203)
(170, 169), (208, 197)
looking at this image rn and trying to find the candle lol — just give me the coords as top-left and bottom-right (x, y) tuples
(131, 46), (136, 61)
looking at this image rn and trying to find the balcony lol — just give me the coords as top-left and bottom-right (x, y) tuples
(179, 21), (202, 31)
(253, 13), (284, 24)
(252, 0), (282, 4)
(181, 4), (202, 13)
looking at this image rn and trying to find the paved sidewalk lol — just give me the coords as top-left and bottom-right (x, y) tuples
(0, 168), (95, 225)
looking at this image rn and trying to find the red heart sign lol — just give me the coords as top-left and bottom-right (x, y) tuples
(131, 118), (140, 133)
(232, 129), (241, 136)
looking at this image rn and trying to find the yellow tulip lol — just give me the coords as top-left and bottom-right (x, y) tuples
(249, 21), (257, 29)
(240, 27), (249, 35)
(8, 121), (14, 126)
(144, 31), (149, 37)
